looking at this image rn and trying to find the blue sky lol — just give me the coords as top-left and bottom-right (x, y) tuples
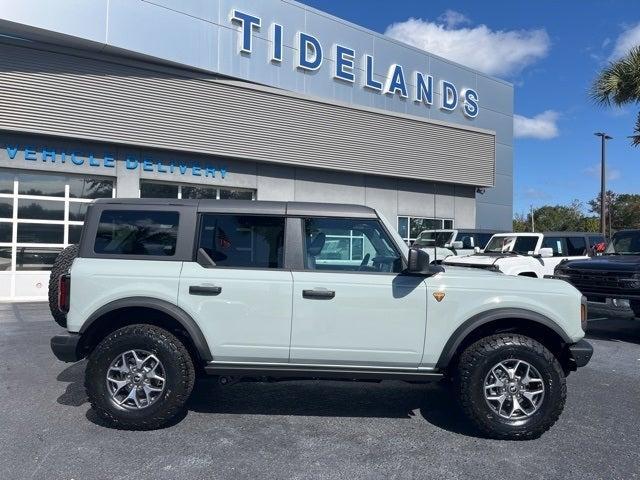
(300, 0), (640, 215)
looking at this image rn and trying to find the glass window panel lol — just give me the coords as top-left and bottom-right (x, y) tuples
(68, 177), (113, 199)
(304, 217), (402, 273)
(0, 246), (11, 271)
(566, 237), (587, 256)
(181, 185), (218, 199)
(15, 247), (62, 271)
(409, 218), (442, 239)
(17, 172), (66, 197)
(68, 225), (83, 244)
(198, 215), (285, 269)
(17, 223), (64, 243)
(397, 217), (409, 240)
(68, 202), (89, 221)
(0, 223), (12, 242)
(18, 199), (65, 220)
(140, 182), (179, 199)
(0, 171), (13, 194)
(443, 219), (454, 229)
(0, 198), (12, 218)
(219, 189), (253, 200)
(95, 211), (179, 256)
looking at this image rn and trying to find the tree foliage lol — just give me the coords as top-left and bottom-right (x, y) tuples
(588, 191), (640, 230)
(590, 45), (640, 146)
(514, 193), (640, 234)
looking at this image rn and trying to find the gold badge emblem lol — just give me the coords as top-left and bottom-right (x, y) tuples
(433, 291), (445, 302)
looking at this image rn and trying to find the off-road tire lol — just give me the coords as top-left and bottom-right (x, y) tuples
(48, 244), (79, 327)
(630, 300), (640, 319)
(85, 324), (196, 430)
(456, 333), (566, 440)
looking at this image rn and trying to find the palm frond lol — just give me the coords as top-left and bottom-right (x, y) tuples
(590, 45), (640, 107)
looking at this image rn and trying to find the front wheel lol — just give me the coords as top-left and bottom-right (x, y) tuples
(456, 333), (566, 440)
(85, 324), (195, 430)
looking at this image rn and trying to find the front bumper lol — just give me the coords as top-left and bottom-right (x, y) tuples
(568, 339), (593, 369)
(50, 333), (83, 362)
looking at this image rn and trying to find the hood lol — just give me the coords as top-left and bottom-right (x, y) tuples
(558, 255), (640, 273)
(443, 254), (504, 267)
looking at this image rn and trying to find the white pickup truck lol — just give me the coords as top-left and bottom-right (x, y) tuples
(443, 232), (602, 278)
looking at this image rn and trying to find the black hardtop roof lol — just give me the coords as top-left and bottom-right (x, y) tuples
(92, 198), (377, 218)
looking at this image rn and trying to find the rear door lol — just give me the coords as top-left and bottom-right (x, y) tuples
(178, 213), (293, 363)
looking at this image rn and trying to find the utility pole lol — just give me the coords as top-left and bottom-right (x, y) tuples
(530, 205), (535, 232)
(594, 132), (612, 238)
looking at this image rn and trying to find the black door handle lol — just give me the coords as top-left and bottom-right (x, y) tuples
(302, 289), (335, 300)
(189, 285), (222, 296)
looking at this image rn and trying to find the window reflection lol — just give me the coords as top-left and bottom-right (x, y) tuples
(17, 223), (64, 243)
(181, 186), (217, 199)
(0, 198), (12, 218)
(68, 202), (89, 221)
(0, 223), (11, 243)
(15, 247), (62, 271)
(0, 171), (13, 194)
(18, 199), (65, 220)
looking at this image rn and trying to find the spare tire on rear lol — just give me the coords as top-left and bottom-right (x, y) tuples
(48, 244), (79, 327)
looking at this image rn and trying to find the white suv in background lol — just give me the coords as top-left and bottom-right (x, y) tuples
(443, 232), (603, 278)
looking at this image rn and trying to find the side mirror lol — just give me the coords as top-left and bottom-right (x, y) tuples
(473, 246), (481, 254)
(407, 248), (430, 273)
(538, 247), (554, 258)
(451, 241), (464, 249)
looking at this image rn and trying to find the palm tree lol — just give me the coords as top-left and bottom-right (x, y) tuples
(590, 45), (640, 146)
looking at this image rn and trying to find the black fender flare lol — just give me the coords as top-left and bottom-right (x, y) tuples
(435, 308), (572, 369)
(79, 297), (212, 362)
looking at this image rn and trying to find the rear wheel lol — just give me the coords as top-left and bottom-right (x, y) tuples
(48, 244), (79, 327)
(85, 324), (195, 430)
(456, 333), (566, 440)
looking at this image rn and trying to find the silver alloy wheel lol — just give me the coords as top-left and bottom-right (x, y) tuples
(106, 349), (166, 410)
(484, 359), (545, 420)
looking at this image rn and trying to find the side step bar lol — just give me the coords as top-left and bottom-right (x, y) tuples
(204, 363), (443, 382)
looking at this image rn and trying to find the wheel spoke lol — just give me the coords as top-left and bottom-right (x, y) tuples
(108, 378), (129, 397)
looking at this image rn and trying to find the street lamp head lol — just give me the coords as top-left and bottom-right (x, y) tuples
(594, 132), (613, 140)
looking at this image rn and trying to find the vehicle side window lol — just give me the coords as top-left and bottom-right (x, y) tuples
(477, 234), (493, 249)
(566, 236), (587, 256)
(541, 236), (566, 256)
(94, 210), (179, 256)
(198, 215), (284, 269)
(303, 217), (403, 273)
(512, 236), (539, 254)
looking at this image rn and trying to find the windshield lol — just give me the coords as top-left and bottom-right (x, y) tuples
(605, 231), (640, 255)
(484, 236), (539, 255)
(413, 231), (453, 248)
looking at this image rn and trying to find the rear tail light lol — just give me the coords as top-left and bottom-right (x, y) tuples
(58, 274), (70, 314)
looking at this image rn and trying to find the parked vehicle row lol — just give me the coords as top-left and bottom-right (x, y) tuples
(49, 199), (592, 439)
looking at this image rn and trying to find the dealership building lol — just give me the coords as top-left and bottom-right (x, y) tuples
(0, 0), (513, 300)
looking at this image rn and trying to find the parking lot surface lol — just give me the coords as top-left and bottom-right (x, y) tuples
(0, 302), (638, 480)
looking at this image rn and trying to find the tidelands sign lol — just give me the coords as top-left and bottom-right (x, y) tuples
(231, 9), (480, 118)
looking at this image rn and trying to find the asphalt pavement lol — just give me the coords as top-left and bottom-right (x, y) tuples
(0, 302), (638, 480)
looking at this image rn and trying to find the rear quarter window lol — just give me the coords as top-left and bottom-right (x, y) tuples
(94, 210), (179, 256)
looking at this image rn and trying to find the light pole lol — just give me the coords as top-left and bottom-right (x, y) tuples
(594, 132), (612, 238)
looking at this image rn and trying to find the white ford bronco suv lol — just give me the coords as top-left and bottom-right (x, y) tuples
(50, 199), (592, 439)
(413, 229), (496, 259)
(443, 232), (600, 278)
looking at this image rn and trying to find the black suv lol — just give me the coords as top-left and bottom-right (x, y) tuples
(554, 229), (640, 318)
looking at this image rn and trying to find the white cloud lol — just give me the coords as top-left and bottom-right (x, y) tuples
(609, 22), (640, 60)
(513, 110), (559, 139)
(384, 13), (550, 77)
(437, 10), (470, 29)
(584, 164), (621, 181)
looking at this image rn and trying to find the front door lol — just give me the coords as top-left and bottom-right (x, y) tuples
(290, 216), (427, 368)
(178, 213), (292, 363)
